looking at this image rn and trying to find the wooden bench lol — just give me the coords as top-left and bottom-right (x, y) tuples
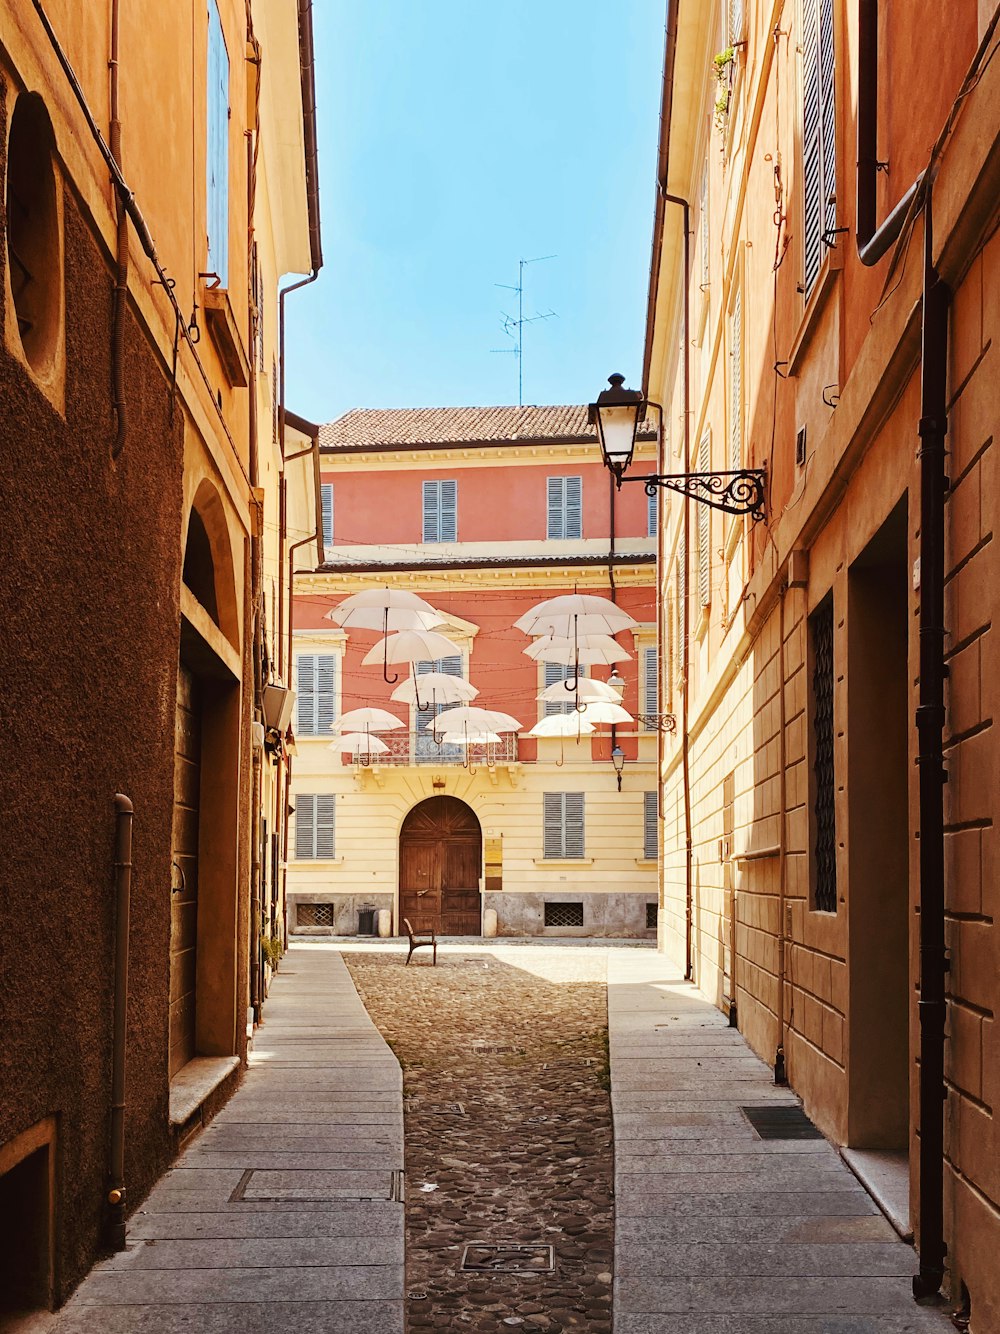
(402, 917), (437, 966)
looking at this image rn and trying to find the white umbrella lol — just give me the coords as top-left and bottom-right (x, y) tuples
(578, 700), (633, 725)
(391, 672), (479, 707)
(328, 732), (390, 759)
(361, 630), (459, 686)
(537, 677), (621, 704)
(440, 730), (503, 746)
(427, 705), (523, 733)
(515, 594), (639, 638)
(326, 588), (444, 633)
(524, 634), (632, 666)
(332, 707), (406, 732)
(525, 714), (596, 738)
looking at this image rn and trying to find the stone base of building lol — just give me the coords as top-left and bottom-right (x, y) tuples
(289, 892), (394, 936)
(485, 891), (657, 939)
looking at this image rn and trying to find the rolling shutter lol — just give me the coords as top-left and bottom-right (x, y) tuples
(644, 790), (658, 861)
(206, 0), (229, 287)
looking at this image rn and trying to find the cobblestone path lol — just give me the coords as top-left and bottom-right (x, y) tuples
(343, 947), (614, 1333)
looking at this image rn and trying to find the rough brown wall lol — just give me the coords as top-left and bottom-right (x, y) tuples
(0, 150), (185, 1298)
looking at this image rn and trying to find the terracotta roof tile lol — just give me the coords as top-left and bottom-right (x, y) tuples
(318, 404), (655, 450)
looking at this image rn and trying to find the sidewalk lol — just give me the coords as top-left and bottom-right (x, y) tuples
(608, 951), (951, 1334)
(52, 947), (405, 1334)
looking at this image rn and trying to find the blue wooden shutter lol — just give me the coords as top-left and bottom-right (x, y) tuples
(321, 484), (334, 549)
(294, 795), (315, 859)
(644, 791), (658, 860)
(206, 0), (229, 287)
(315, 795), (335, 858)
(730, 289), (742, 470)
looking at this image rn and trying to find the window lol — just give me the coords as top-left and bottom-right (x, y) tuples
(810, 596), (837, 911)
(206, 0), (230, 287)
(647, 488), (658, 538)
(422, 480), (458, 543)
(642, 647), (658, 730)
(644, 791), (659, 861)
(294, 794), (335, 860)
(321, 483), (334, 549)
(729, 288), (742, 470)
(545, 902), (584, 927)
(802, 0), (836, 295)
(543, 661), (588, 716)
(728, 0), (745, 44)
(415, 656), (463, 761)
(5, 93), (60, 376)
(664, 589), (674, 712)
(296, 654), (336, 735)
(546, 476), (583, 540)
(697, 436), (711, 607)
(297, 902), (335, 928)
(543, 793), (585, 859)
(700, 164), (710, 289)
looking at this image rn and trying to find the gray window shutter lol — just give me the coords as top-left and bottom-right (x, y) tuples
(644, 791), (658, 860)
(295, 795), (316, 859)
(819, 0), (837, 246)
(316, 657), (336, 734)
(296, 654), (316, 733)
(664, 589), (674, 710)
(802, 0), (822, 293)
(416, 656), (462, 759)
(321, 484), (334, 548)
(564, 793), (585, 859)
(700, 165), (709, 287)
(546, 477), (564, 539)
(440, 480), (457, 542)
(730, 289), (742, 470)
(544, 661), (587, 716)
(206, 0), (229, 287)
(315, 795), (335, 859)
(565, 476), (582, 539)
(422, 481), (439, 542)
(647, 488), (658, 537)
(698, 436), (711, 606)
(543, 793), (563, 859)
(643, 647), (658, 728)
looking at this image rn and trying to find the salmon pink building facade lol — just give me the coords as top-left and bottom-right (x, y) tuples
(288, 406), (660, 938)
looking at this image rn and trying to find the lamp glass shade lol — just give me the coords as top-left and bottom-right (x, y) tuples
(611, 745), (625, 774)
(596, 402), (641, 475)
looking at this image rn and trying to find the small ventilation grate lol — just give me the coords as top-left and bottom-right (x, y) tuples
(297, 902), (335, 928)
(740, 1104), (824, 1140)
(461, 1243), (554, 1273)
(646, 902), (658, 929)
(545, 901), (584, 927)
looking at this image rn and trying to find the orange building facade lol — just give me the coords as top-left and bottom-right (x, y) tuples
(288, 407), (661, 939)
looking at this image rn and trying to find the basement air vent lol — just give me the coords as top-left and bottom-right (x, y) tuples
(545, 902), (584, 927)
(646, 903), (658, 929)
(297, 902), (335, 928)
(740, 1104), (824, 1139)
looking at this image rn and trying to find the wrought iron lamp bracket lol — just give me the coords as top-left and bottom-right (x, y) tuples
(636, 712), (678, 734)
(619, 467), (768, 522)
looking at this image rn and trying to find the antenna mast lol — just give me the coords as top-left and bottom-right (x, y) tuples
(492, 255), (557, 406)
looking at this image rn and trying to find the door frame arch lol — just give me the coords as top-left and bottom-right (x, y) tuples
(397, 796), (483, 937)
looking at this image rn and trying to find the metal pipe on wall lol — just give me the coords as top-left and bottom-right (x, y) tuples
(105, 793), (133, 1251)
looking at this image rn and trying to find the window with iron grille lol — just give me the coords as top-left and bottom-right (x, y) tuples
(206, 0), (230, 287)
(646, 902), (658, 929)
(697, 436), (711, 607)
(543, 793), (585, 859)
(546, 476), (583, 540)
(642, 647), (658, 731)
(643, 790), (658, 860)
(321, 484), (334, 549)
(545, 902), (584, 927)
(543, 661), (588, 716)
(296, 654), (337, 735)
(802, 0), (837, 295)
(422, 479), (458, 543)
(415, 656), (464, 761)
(810, 596), (837, 911)
(294, 795), (335, 860)
(297, 902), (335, 928)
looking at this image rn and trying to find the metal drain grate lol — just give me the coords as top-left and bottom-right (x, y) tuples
(472, 1044), (524, 1056)
(461, 1243), (554, 1273)
(740, 1104), (824, 1140)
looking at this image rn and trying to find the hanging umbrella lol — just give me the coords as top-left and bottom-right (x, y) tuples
(578, 699), (633, 725)
(391, 672), (479, 709)
(327, 732), (390, 761)
(332, 707), (406, 732)
(361, 629), (459, 685)
(440, 730), (503, 746)
(515, 594), (639, 638)
(326, 588), (444, 632)
(536, 677), (621, 704)
(427, 705), (522, 733)
(524, 634), (632, 666)
(525, 714), (596, 738)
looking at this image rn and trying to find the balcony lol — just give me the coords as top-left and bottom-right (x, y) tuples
(339, 731), (518, 766)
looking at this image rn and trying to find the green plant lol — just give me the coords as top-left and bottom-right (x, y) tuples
(713, 48), (734, 133)
(261, 935), (283, 970)
(713, 46), (735, 76)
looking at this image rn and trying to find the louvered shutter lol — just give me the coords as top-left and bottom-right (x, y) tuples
(729, 0), (744, 43)
(294, 795), (315, 859)
(647, 488), (658, 537)
(643, 647), (658, 729)
(564, 793), (585, 859)
(698, 437), (711, 606)
(422, 481), (439, 542)
(546, 477), (564, 539)
(565, 477), (582, 539)
(416, 656), (462, 760)
(440, 480), (457, 541)
(544, 661), (587, 716)
(700, 165), (709, 287)
(316, 657), (336, 734)
(206, 0), (229, 287)
(677, 555), (687, 668)
(547, 478), (582, 539)
(819, 0), (837, 246)
(296, 655), (316, 733)
(314, 795), (335, 858)
(664, 589), (674, 710)
(543, 793), (563, 859)
(802, 0), (822, 293)
(730, 290), (742, 470)
(321, 484), (334, 548)
(644, 790), (658, 860)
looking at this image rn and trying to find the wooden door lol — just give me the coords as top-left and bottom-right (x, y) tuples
(399, 797), (481, 936)
(169, 664), (201, 1076)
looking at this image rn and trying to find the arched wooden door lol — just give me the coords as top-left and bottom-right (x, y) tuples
(399, 797), (482, 936)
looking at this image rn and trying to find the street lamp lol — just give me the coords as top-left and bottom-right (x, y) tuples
(588, 374), (769, 522)
(611, 744), (625, 792)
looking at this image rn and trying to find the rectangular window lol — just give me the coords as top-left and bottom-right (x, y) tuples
(728, 0), (745, 44)
(543, 661), (588, 716)
(643, 790), (658, 861)
(543, 792), (585, 860)
(546, 476), (583, 540)
(422, 479), (458, 543)
(810, 596), (837, 911)
(698, 436), (711, 607)
(294, 794), (335, 860)
(296, 653), (336, 735)
(544, 901), (584, 927)
(206, 0), (230, 287)
(730, 288), (742, 471)
(321, 483), (334, 549)
(415, 655), (463, 761)
(647, 488), (658, 537)
(802, 0), (837, 294)
(642, 646), (658, 729)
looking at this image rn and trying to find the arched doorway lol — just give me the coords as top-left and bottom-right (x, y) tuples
(399, 797), (482, 936)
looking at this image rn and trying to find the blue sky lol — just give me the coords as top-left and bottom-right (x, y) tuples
(285, 1), (666, 424)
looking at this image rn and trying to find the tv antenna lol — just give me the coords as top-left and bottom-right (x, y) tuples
(491, 255), (557, 406)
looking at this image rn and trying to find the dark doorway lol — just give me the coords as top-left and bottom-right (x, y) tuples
(0, 1130), (54, 1319)
(399, 797), (482, 936)
(847, 499), (910, 1147)
(170, 662), (202, 1077)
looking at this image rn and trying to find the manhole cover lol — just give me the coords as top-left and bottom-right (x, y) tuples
(461, 1243), (554, 1273)
(740, 1104), (824, 1140)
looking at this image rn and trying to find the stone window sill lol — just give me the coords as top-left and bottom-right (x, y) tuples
(533, 858), (594, 867)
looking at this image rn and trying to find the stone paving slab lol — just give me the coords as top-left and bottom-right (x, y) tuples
(52, 947), (405, 1333)
(608, 953), (951, 1332)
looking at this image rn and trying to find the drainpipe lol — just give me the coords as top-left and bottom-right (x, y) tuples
(912, 185), (949, 1302)
(774, 583), (789, 1083)
(105, 793), (133, 1251)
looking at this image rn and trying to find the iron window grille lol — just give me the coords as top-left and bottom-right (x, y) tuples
(545, 902), (584, 927)
(297, 902), (335, 928)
